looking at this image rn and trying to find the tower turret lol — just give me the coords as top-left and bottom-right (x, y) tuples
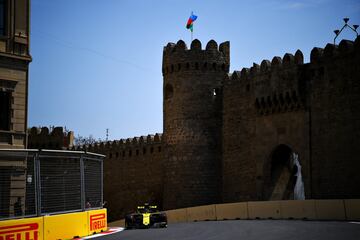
(162, 39), (230, 209)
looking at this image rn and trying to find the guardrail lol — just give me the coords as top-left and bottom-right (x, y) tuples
(109, 199), (360, 227)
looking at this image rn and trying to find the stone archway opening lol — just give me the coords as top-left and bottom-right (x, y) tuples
(265, 144), (304, 200)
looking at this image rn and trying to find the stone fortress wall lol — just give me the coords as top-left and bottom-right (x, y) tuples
(28, 126), (74, 149)
(28, 37), (360, 222)
(72, 134), (164, 221)
(222, 37), (360, 204)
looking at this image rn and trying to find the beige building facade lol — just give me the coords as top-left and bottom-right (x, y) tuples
(0, 0), (31, 219)
(0, 0), (31, 149)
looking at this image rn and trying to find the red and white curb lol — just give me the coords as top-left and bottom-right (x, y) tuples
(74, 227), (125, 239)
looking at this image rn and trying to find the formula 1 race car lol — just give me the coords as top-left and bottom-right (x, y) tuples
(125, 203), (167, 229)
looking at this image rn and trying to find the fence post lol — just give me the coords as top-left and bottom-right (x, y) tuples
(80, 154), (85, 211)
(35, 152), (41, 216)
(101, 159), (103, 206)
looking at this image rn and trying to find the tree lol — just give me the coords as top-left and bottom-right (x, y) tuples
(73, 134), (97, 146)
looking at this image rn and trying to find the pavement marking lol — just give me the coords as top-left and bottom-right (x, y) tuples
(74, 227), (124, 239)
(349, 222), (360, 225)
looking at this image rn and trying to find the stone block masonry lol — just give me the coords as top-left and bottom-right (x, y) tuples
(74, 134), (163, 222)
(71, 37), (360, 220)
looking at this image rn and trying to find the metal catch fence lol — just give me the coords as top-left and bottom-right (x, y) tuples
(0, 149), (105, 220)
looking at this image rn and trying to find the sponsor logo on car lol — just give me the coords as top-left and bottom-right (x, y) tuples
(142, 213), (151, 225)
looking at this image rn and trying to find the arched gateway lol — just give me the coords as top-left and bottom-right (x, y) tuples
(264, 144), (305, 200)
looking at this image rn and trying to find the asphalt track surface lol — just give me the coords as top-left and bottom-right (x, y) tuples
(98, 220), (360, 240)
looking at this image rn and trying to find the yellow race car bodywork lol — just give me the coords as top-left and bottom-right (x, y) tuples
(125, 204), (167, 229)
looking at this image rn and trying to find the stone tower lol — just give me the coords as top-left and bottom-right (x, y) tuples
(162, 39), (230, 209)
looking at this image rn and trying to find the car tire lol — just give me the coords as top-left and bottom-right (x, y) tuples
(125, 221), (131, 230)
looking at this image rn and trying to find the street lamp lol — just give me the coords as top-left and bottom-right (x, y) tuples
(333, 17), (359, 45)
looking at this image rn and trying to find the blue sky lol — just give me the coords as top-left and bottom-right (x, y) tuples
(29, 0), (360, 140)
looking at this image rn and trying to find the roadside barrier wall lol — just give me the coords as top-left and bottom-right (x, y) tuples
(344, 199), (360, 221)
(280, 200), (316, 220)
(215, 202), (248, 220)
(0, 208), (107, 240)
(166, 208), (188, 223)
(186, 205), (217, 222)
(315, 199), (346, 220)
(0, 217), (44, 240)
(109, 199), (360, 226)
(248, 201), (282, 219)
(43, 211), (88, 240)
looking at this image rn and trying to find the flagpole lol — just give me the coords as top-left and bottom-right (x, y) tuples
(187, 11), (197, 43)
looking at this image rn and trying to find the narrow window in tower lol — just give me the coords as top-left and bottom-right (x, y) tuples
(165, 84), (174, 100)
(212, 63), (217, 70)
(213, 88), (219, 96)
(0, 0), (6, 36)
(0, 91), (10, 130)
(203, 62), (207, 69)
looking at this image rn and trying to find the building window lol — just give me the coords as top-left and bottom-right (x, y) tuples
(0, 0), (6, 36)
(0, 91), (10, 130)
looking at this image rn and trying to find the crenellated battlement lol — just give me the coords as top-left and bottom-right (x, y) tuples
(28, 126), (74, 149)
(310, 38), (359, 63)
(227, 49), (304, 83)
(73, 133), (163, 158)
(227, 37), (359, 84)
(162, 39), (230, 76)
(224, 37), (360, 116)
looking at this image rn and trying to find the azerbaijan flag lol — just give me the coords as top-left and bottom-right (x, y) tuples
(186, 12), (198, 32)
